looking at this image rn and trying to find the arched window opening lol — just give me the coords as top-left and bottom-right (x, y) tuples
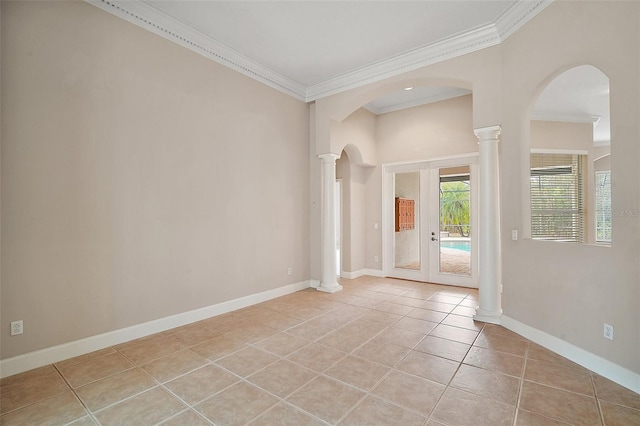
(530, 65), (610, 245)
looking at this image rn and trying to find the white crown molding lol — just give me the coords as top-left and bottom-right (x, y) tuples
(86, 0), (307, 101)
(86, 0), (552, 103)
(494, 0), (554, 41)
(531, 112), (601, 124)
(306, 23), (501, 101)
(306, 0), (553, 101)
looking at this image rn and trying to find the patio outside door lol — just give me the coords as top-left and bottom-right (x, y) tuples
(384, 157), (478, 288)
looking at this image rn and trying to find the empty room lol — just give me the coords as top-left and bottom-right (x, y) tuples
(1, 1), (639, 425)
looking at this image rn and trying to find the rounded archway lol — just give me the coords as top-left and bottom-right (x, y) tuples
(527, 65), (610, 244)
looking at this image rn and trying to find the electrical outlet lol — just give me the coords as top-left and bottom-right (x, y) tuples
(11, 320), (23, 336)
(287, 267), (292, 275)
(603, 323), (614, 341)
(374, 256), (379, 263)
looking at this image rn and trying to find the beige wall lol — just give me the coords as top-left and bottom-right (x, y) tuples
(364, 95), (478, 270)
(1, 1), (310, 359)
(3, 0), (639, 380)
(594, 150), (611, 172)
(530, 120), (593, 151)
(314, 2), (639, 375)
(376, 95), (477, 163)
(331, 108), (377, 166)
(318, 96), (477, 276)
(500, 1), (639, 373)
(313, 48), (500, 157)
(336, 153), (351, 272)
(333, 109), (376, 274)
(325, 95), (477, 273)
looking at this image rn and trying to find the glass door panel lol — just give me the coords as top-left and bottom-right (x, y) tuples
(429, 161), (477, 287)
(384, 157), (477, 287)
(438, 166), (471, 276)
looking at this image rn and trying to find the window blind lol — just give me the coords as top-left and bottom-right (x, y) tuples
(595, 171), (612, 243)
(530, 153), (585, 242)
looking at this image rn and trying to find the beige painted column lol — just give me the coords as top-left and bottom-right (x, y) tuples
(474, 125), (502, 323)
(318, 153), (343, 293)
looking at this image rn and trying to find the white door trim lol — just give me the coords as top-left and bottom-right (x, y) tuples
(382, 153), (479, 287)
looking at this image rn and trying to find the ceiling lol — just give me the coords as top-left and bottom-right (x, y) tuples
(88, 0), (552, 101)
(88, 0), (609, 141)
(140, 1), (516, 88)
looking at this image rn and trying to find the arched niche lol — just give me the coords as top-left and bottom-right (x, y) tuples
(342, 144), (364, 166)
(335, 146), (372, 276)
(528, 65), (611, 244)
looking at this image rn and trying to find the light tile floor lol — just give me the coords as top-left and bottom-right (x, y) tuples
(1, 276), (639, 425)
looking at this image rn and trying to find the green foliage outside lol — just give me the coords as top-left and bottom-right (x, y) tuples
(440, 181), (470, 237)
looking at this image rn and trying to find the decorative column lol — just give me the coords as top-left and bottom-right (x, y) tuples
(474, 125), (502, 324)
(318, 153), (343, 293)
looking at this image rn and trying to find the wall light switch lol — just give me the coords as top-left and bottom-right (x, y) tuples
(373, 222), (379, 230)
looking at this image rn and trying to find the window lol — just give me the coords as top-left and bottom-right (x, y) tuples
(595, 171), (612, 243)
(530, 153), (585, 242)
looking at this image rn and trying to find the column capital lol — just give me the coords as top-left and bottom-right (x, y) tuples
(474, 125), (501, 142)
(318, 153), (340, 163)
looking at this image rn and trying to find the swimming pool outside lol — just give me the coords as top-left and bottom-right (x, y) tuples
(440, 239), (471, 252)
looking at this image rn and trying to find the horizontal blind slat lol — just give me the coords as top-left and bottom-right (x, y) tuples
(530, 153), (584, 242)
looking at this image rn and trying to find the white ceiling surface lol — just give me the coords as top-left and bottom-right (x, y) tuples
(533, 65), (611, 144)
(143, 1), (514, 87)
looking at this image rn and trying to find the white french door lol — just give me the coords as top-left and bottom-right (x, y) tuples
(383, 156), (478, 288)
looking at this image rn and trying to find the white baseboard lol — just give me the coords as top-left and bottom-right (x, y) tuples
(340, 270), (362, 279)
(363, 268), (385, 277)
(0, 280), (312, 379)
(501, 315), (640, 395)
(340, 269), (385, 279)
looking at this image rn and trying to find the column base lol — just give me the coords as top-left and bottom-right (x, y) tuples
(316, 283), (343, 294)
(473, 308), (502, 324)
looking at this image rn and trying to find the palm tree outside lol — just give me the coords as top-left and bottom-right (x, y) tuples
(440, 181), (470, 237)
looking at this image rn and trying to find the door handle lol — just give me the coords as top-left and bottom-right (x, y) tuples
(431, 236), (438, 241)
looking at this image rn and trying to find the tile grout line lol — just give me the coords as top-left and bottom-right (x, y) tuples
(591, 370), (607, 426)
(10, 278), (637, 425)
(327, 287), (478, 425)
(0, 380), (70, 418)
(140, 282), (464, 421)
(511, 336), (530, 426)
(241, 285), (451, 424)
(153, 408), (214, 426)
(162, 329), (354, 425)
(425, 321), (488, 425)
(51, 362), (102, 426)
